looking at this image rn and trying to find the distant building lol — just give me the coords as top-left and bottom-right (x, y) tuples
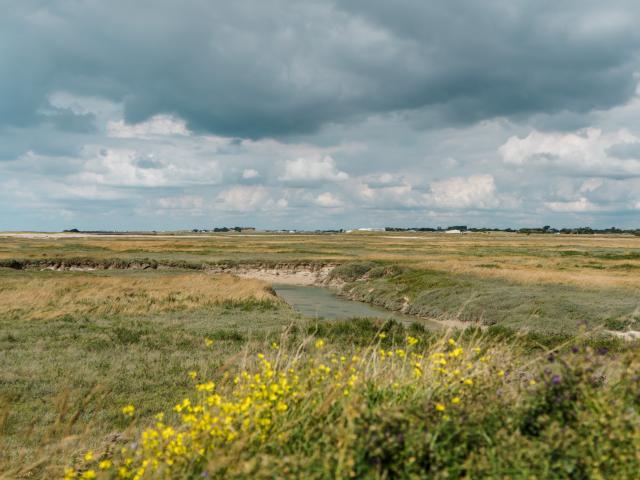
(445, 229), (462, 234)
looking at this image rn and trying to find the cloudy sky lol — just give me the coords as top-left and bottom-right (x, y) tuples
(2, 1), (640, 230)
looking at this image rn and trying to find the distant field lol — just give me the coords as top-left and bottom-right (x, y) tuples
(1, 232), (639, 333)
(1, 232), (639, 477)
(2, 231), (640, 289)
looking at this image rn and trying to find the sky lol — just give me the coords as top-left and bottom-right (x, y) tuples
(2, 1), (640, 231)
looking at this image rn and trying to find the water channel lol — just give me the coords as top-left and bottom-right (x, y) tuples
(273, 284), (441, 329)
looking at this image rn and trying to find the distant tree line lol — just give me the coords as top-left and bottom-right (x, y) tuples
(191, 227), (256, 233)
(63, 226), (639, 236)
(385, 226), (640, 235)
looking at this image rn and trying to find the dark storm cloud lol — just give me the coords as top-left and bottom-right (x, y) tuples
(2, 0), (640, 138)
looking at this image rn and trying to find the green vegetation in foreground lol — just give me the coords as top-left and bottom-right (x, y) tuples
(63, 326), (640, 479)
(1, 274), (637, 478)
(329, 262), (640, 333)
(0, 283), (295, 477)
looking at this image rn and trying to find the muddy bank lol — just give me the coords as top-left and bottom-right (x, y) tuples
(0, 257), (337, 284)
(207, 264), (334, 285)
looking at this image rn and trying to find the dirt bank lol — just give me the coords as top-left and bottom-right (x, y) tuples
(205, 264), (335, 285)
(0, 257), (337, 285)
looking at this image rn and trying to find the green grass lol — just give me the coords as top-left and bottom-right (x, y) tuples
(331, 262), (640, 333)
(0, 291), (301, 476)
(62, 327), (640, 479)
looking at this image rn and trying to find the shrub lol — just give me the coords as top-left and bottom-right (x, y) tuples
(65, 334), (640, 479)
(328, 262), (378, 282)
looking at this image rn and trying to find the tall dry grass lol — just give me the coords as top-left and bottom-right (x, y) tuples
(0, 273), (276, 320)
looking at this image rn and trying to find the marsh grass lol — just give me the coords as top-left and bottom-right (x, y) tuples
(59, 323), (640, 479)
(2, 232), (640, 288)
(0, 271), (276, 321)
(331, 262), (640, 333)
(0, 271), (292, 477)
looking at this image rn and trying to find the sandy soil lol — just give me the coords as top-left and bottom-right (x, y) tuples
(207, 265), (335, 285)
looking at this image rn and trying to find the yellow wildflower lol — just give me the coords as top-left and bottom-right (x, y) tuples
(314, 339), (325, 349)
(407, 336), (419, 346)
(99, 460), (113, 470)
(122, 404), (135, 417)
(452, 396), (461, 405)
(84, 451), (94, 462)
(205, 338), (214, 347)
(435, 403), (446, 412)
(196, 381), (215, 392)
(449, 347), (464, 358)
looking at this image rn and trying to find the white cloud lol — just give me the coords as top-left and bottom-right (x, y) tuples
(280, 156), (349, 183)
(135, 195), (206, 217)
(47, 91), (122, 124)
(107, 115), (189, 138)
(362, 172), (408, 188)
(242, 168), (260, 179)
(216, 186), (287, 212)
(424, 174), (499, 209)
(579, 178), (604, 193)
(156, 196), (204, 210)
(314, 192), (343, 208)
(355, 181), (417, 208)
(545, 197), (601, 212)
(74, 148), (167, 187)
(72, 146), (222, 187)
(499, 128), (640, 176)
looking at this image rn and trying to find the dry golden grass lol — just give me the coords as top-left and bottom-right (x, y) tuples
(1, 231), (639, 289)
(408, 256), (640, 289)
(0, 272), (276, 320)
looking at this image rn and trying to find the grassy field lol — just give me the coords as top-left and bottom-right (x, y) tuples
(1, 232), (639, 478)
(0, 269), (297, 477)
(2, 232), (640, 289)
(328, 262), (640, 333)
